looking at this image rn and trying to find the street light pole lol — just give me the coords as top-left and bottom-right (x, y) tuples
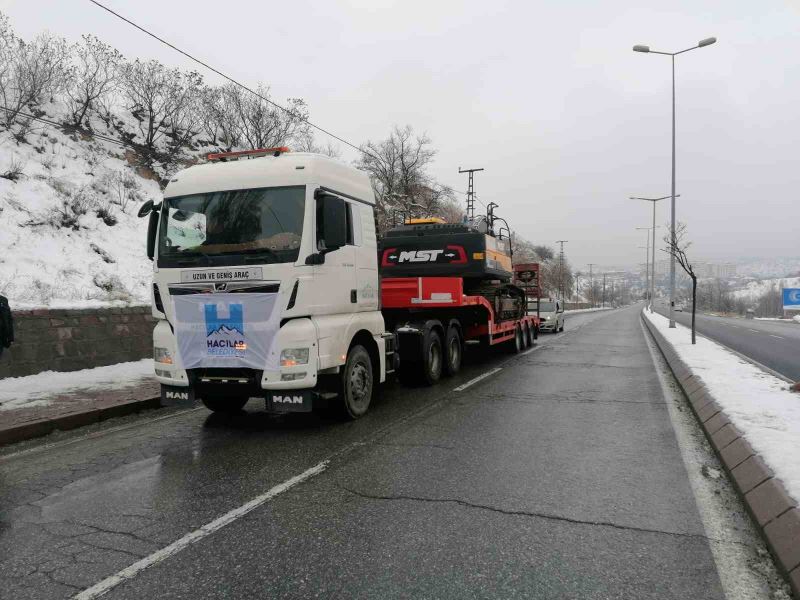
(633, 36), (716, 327)
(636, 227), (651, 303)
(631, 194), (678, 311)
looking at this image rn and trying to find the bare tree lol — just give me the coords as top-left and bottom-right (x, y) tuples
(357, 125), (454, 231)
(121, 59), (202, 152)
(236, 86), (309, 150)
(293, 130), (342, 159)
(663, 222), (698, 344)
(64, 35), (122, 129)
(0, 25), (70, 130)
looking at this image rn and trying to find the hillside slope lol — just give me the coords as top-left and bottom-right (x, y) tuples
(0, 105), (161, 308)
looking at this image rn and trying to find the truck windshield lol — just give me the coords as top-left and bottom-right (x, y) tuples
(158, 186), (305, 267)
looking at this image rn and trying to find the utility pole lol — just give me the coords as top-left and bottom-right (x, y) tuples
(587, 263), (596, 307)
(556, 240), (568, 302)
(458, 167), (484, 223)
(602, 273), (607, 308)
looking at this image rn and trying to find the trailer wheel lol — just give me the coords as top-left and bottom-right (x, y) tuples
(201, 395), (248, 413)
(443, 325), (462, 376)
(508, 325), (523, 354)
(340, 344), (373, 419)
(521, 324), (530, 348)
(525, 324), (535, 347)
(420, 328), (443, 385)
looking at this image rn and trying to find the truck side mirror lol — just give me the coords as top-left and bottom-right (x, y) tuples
(319, 193), (347, 251)
(307, 192), (347, 264)
(146, 206), (160, 261)
(138, 200), (154, 218)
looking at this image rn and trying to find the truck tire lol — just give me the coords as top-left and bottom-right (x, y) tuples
(521, 324), (530, 348)
(443, 325), (462, 377)
(420, 328), (443, 385)
(201, 395), (248, 413)
(525, 324), (535, 347)
(340, 344), (373, 419)
(508, 325), (523, 354)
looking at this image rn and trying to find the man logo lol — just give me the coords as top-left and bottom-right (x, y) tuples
(273, 395), (304, 404)
(165, 390), (189, 401)
(398, 249), (445, 263)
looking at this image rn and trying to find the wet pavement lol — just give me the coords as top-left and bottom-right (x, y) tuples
(0, 307), (759, 598)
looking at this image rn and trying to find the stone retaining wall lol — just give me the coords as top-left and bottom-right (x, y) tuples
(0, 306), (154, 378)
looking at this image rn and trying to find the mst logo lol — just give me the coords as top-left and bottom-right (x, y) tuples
(382, 245), (467, 266)
(204, 303), (247, 356)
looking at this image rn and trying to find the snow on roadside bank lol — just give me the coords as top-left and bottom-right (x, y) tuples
(565, 307), (614, 314)
(0, 359), (154, 411)
(643, 309), (800, 503)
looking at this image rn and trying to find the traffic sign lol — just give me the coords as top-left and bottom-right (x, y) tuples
(783, 288), (800, 311)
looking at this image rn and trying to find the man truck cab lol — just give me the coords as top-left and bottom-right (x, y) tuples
(532, 298), (564, 333)
(139, 148), (389, 418)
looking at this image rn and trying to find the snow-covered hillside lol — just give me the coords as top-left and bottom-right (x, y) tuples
(0, 109), (161, 308)
(731, 277), (800, 301)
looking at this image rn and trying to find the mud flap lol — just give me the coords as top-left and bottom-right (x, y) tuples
(161, 384), (195, 405)
(266, 390), (314, 413)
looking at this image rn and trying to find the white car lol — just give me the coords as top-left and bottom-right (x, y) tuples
(531, 299), (564, 333)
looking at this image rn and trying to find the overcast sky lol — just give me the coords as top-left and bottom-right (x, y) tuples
(2, 0), (798, 270)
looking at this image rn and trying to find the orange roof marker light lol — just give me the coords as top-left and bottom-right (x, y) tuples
(405, 217), (446, 225)
(207, 147), (291, 162)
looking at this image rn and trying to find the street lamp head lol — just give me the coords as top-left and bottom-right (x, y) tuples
(633, 45), (650, 53)
(698, 37), (717, 48)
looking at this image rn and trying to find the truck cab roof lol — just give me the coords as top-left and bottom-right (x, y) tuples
(163, 152), (374, 203)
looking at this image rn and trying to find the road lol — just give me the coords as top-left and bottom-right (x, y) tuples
(654, 304), (800, 381)
(0, 307), (784, 599)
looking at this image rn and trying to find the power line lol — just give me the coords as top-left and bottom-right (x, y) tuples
(0, 106), (132, 149)
(87, 0), (369, 157)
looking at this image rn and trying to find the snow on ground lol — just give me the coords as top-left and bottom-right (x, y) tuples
(565, 307), (614, 314)
(0, 359), (154, 411)
(643, 309), (800, 503)
(731, 276), (800, 301)
(0, 108), (160, 308)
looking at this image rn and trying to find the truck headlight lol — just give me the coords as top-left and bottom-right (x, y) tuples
(154, 347), (173, 364)
(280, 348), (309, 367)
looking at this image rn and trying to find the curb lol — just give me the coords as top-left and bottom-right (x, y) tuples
(642, 313), (800, 597)
(0, 396), (161, 447)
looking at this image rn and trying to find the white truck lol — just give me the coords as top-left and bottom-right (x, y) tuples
(139, 148), (538, 418)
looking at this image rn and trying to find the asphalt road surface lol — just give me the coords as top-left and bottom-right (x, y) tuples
(0, 307), (785, 599)
(654, 304), (800, 381)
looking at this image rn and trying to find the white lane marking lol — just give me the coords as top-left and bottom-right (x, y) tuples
(769, 335), (785, 340)
(72, 460), (328, 599)
(522, 344), (544, 356)
(747, 328), (759, 333)
(453, 367), (503, 392)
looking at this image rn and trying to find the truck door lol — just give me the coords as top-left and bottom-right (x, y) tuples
(309, 198), (357, 316)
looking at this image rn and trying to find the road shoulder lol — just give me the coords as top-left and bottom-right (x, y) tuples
(642, 310), (800, 596)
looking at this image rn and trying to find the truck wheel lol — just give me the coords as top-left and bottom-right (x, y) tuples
(420, 328), (443, 385)
(201, 395), (248, 413)
(443, 326), (462, 377)
(525, 324), (535, 346)
(508, 326), (523, 354)
(340, 345), (373, 419)
(521, 324), (530, 348)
